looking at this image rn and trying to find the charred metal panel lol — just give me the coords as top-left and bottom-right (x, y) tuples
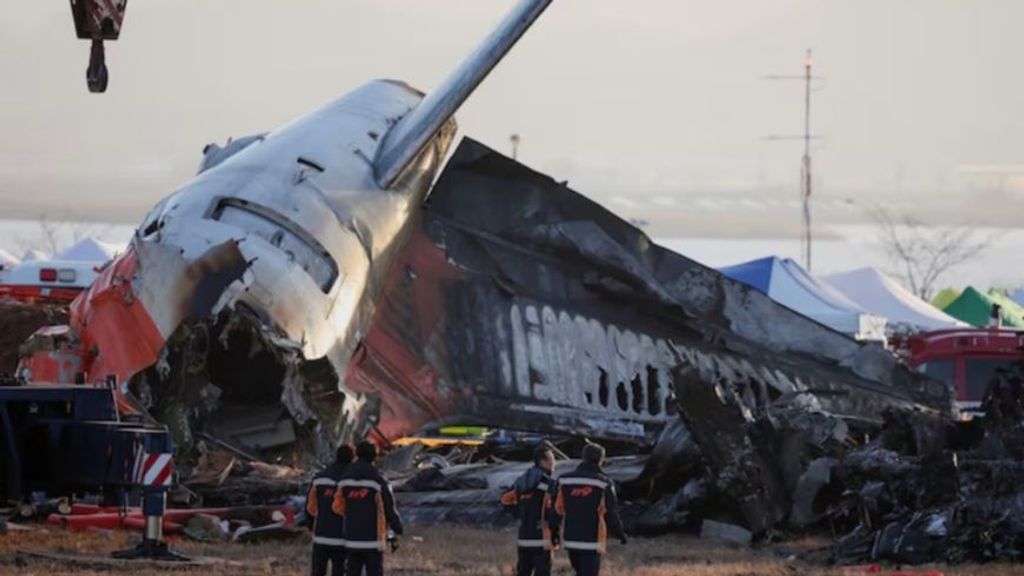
(347, 138), (952, 448)
(347, 226), (682, 444)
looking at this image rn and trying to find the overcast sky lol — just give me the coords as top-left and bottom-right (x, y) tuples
(1, 0), (1022, 233)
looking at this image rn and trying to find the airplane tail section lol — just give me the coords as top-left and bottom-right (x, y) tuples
(374, 0), (553, 188)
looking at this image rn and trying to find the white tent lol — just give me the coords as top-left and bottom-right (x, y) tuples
(0, 248), (18, 282)
(0, 248), (19, 268)
(823, 267), (965, 332)
(720, 257), (888, 341)
(56, 237), (120, 263)
(21, 249), (48, 262)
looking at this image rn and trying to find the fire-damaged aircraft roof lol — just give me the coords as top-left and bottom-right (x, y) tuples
(345, 138), (952, 446)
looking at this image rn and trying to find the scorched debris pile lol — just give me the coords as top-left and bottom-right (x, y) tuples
(830, 366), (1024, 565)
(346, 138), (948, 446)
(667, 357), (1024, 565)
(3, 140), (1021, 569)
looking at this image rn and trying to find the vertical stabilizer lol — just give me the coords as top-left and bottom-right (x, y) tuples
(374, 0), (553, 188)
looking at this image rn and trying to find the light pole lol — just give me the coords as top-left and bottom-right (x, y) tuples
(510, 133), (521, 160)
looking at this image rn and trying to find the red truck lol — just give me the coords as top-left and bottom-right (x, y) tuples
(906, 327), (1024, 413)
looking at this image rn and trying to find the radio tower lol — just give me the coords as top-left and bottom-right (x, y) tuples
(766, 49), (819, 271)
(800, 50), (813, 271)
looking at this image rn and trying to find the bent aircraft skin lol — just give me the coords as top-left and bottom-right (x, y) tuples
(35, 0), (950, 461)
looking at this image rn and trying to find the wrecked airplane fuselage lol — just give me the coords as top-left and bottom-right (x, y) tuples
(64, 0), (556, 461)
(52, 0), (949, 464)
(67, 135), (952, 462)
(344, 139), (951, 448)
(65, 135), (951, 463)
(72, 80), (456, 457)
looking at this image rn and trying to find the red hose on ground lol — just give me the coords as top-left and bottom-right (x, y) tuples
(161, 508), (231, 522)
(47, 512), (124, 531)
(69, 503), (125, 516)
(122, 516), (182, 534)
(52, 504), (296, 531)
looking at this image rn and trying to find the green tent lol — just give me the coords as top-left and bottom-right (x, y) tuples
(941, 286), (1024, 327)
(931, 287), (961, 311)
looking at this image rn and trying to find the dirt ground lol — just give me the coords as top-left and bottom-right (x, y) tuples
(0, 525), (1018, 576)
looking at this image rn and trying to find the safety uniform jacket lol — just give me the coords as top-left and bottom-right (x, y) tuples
(500, 465), (555, 549)
(306, 461), (348, 547)
(331, 461), (403, 551)
(549, 462), (625, 554)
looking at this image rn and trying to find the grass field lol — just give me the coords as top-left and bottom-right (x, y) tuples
(0, 525), (1019, 576)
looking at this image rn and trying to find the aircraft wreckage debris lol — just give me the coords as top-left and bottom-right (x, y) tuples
(2, 141), (1013, 568)
(669, 358), (1024, 565)
(3, 141), (1021, 570)
(347, 360), (1024, 567)
(4, 139), (948, 468)
(4, 1), (1018, 570)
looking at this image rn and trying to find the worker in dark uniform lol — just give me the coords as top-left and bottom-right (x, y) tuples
(549, 443), (626, 576)
(501, 444), (557, 576)
(308, 444), (355, 576)
(332, 441), (403, 576)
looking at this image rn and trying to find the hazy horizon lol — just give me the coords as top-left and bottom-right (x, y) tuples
(1, 1), (1022, 237)
(3, 216), (1023, 291)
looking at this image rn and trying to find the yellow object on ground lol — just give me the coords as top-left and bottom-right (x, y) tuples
(438, 426), (489, 437)
(391, 437), (485, 448)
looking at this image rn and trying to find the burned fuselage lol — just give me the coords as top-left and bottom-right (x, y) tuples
(40, 0), (950, 466)
(69, 133), (952, 464)
(343, 139), (952, 449)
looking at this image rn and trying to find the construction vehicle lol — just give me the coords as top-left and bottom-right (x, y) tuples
(0, 376), (181, 559)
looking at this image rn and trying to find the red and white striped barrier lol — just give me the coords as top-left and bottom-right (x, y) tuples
(132, 446), (174, 487)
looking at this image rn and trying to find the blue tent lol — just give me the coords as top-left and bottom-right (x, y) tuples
(720, 257), (887, 341)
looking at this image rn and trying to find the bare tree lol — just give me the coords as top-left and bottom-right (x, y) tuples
(871, 207), (996, 301)
(36, 214), (62, 256)
(15, 213), (110, 257)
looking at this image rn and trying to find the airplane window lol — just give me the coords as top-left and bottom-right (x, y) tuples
(211, 199), (338, 293)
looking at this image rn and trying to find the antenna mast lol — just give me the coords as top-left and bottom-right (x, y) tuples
(764, 50), (820, 271)
(801, 50), (813, 271)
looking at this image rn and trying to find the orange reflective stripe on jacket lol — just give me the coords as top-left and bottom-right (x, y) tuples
(542, 491), (556, 550)
(376, 492), (387, 547)
(331, 487), (346, 516)
(307, 485), (318, 516)
(500, 489), (518, 506)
